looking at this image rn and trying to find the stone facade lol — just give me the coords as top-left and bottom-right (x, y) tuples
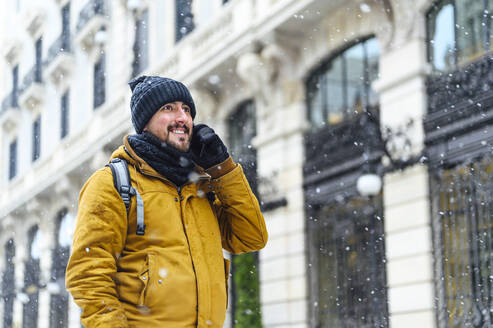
(0, 0), (471, 327)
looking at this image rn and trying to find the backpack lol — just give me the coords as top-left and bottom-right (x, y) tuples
(106, 158), (146, 235)
(106, 158), (216, 236)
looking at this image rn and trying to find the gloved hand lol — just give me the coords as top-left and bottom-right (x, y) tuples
(190, 124), (229, 169)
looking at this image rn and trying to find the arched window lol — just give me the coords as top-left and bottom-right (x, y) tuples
(427, 0), (492, 71)
(23, 226), (41, 328)
(50, 209), (74, 328)
(306, 37), (379, 128)
(2, 239), (15, 328)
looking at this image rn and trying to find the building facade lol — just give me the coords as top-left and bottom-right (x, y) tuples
(0, 0), (492, 327)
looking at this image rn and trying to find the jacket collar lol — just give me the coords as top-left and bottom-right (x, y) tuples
(109, 136), (211, 186)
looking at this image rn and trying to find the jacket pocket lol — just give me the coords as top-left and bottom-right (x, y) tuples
(224, 258), (231, 309)
(138, 254), (153, 306)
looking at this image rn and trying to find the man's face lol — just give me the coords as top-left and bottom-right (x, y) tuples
(143, 101), (193, 152)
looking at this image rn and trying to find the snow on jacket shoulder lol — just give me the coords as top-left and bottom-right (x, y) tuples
(65, 139), (268, 328)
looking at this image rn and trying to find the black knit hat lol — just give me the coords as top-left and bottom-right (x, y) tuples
(128, 75), (196, 133)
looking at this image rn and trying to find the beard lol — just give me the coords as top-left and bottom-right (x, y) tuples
(165, 124), (191, 152)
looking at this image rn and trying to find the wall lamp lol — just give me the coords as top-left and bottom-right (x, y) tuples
(356, 111), (427, 197)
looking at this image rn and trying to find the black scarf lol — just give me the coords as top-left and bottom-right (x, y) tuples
(127, 132), (195, 187)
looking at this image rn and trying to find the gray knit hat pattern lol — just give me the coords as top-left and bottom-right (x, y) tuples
(128, 75), (196, 133)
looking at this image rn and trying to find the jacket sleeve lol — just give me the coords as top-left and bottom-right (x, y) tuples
(65, 168), (129, 328)
(207, 158), (268, 254)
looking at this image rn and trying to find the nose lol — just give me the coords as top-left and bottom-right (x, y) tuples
(175, 105), (188, 123)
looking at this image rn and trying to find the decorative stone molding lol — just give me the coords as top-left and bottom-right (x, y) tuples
(3, 38), (22, 66)
(0, 215), (16, 233)
(75, 0), (108, 53)
(23, 6), (46, 39)
(43, 52), (75, 87)
(19, 64), (45, 112)
(236, 44), (282, 106)
(0, 105), (21, 135)
(189, 87), (217, 121)
(55, 0), (71, 7)
(19, 83), (44, 113)
(124, 0), (150, 15)
(387, 0), (425, 48)
(26, 198), (43, 218)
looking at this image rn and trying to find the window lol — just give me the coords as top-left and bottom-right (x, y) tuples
(306, 38), (379, 128)
(9, 138), (17, 180)
(175, 0), (195, 42)
(50, 210), (73, 328)
(12, 65), (19, 107)
(35, 38), (42, 82)
(132, 9), (149, 77)
(61, 3), (70, 51)
(227, 101), (262, 326)
(307, 198), (388, 327)
(227, 101), (257, 191)
(432, 158), (493, 327)
(32, 116), (41, 162)
(61, 91), (69, 139)
(93, 54), (105, 109)
(427, 0), (493, 72)
(23, 227), (41, 328)
(2, 239), (15, 328)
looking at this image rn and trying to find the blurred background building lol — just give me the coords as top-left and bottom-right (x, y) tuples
(0, 0), (492, 327)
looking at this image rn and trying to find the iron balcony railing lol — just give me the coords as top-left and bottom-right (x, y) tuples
(43, 34), (71, 69)
(19, 65), (42, 95)
(1, 91), (18, 115)
(76, 0), (106, 33)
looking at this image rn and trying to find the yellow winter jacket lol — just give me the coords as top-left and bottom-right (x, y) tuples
(66, 137), (268, 328)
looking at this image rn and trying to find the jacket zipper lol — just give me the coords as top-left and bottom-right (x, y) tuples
(125, 160), (205, 321)
(176, 184), (200, 322)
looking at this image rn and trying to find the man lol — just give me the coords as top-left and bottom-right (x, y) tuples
(66, 76), (268, 328)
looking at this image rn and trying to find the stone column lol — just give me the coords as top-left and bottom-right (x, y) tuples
(236, 36), (308, 327)
(373, 0), (435, 327)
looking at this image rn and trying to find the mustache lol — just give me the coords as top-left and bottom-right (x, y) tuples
(168, 124), (190, 134)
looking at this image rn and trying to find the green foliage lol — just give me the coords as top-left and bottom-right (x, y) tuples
(232, 252), (262, 328)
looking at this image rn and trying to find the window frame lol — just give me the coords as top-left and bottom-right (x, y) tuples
(431, 158), (493, 327)
(35, 37), (42, 83)
(49, 209), (71, 328)
(427, 0), (492, 72)
(132, 9), (149, 78)
(307, 196), (388, 327)
(61, 91), (69, 139)
(32, 115), (41, 162)
(2, 239), (15, 328)
(23, 226), (41, 328)
(8, 138), (17, 181)
(305, 36), (379, 129)
(93, 54), (106, 110)
(175, 0), (195, 42)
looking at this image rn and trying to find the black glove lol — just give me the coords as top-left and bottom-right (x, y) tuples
(190, 124), (229, 169)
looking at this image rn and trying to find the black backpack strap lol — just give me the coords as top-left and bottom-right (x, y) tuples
(106, 158), (146, 235)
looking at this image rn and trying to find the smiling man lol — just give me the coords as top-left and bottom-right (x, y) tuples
(65, 76), (268, 328)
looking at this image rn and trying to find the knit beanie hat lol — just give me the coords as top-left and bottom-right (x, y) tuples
(128, 75), (196, 134)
